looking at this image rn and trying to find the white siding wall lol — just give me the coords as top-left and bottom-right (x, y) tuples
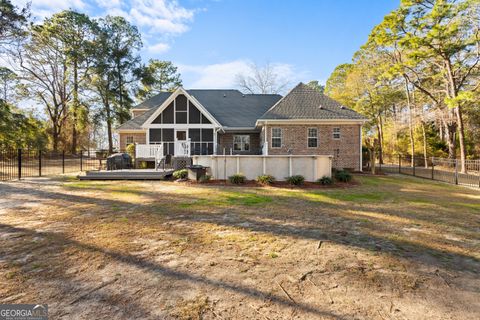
(192, 155), (332, 182)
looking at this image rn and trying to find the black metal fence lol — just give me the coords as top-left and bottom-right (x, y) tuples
(376, 155), (480, 188)
(0, 149), (109, 181)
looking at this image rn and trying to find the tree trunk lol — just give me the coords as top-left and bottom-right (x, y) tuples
(105, 96), (113, 154)
(444, 119), (457, 159)
(404, 78), (415, 166)
(454, 106), (467, 173)
(377, 115), (384, 164)
(421, 121), (428, 168)
(71, 59), (79, 154)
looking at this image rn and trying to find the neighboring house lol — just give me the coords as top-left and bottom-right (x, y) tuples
(116, 83), (367, 170)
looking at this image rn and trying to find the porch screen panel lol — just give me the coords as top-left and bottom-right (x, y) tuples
(149, 129), (162, 143)
(189, 104), (201, 123)
(176, 95), (187, 110)
(162, 129), (174, 141)
(162, 102), (174, 123)
(189, 128), (214, 155)
(201, 114), (211, 124)
(152, 112), (162, 124)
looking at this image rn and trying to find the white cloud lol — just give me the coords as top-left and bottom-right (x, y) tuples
(178, 60), (307, 91)
(148, 42), (171, 54)
(13, 0), (199, 54)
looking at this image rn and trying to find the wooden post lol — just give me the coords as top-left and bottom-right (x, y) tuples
(17, 148), (22, 180)
(80, 151), (83, 172)
(38, 150), (42, 177)
(62, 151), (65, 174)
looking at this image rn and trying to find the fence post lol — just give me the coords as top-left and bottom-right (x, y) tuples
(413, 156), (416, 176)
(80, 151), (83, 172)
(454, 159), (458, 185)
(17, 148), (22, 180)
(62, 151), (65, 174)
(398, 155), (401, 174)
(431, 157), (434, 180)
(38, 150), (42, 177)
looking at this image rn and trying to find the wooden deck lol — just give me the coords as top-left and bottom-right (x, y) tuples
(78, 169), (174, 180)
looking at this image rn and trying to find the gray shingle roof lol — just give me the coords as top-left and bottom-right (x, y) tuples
(259, 83), (366, 121)
(188, 90), (281, 128)
(117, 89), (282, 130)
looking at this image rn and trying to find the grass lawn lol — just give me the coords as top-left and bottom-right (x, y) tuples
(0, 175), (479, 319)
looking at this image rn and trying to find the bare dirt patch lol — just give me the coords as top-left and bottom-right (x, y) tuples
(0, 175), (479, 319)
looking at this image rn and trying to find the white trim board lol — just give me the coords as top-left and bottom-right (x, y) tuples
(256, 119), (367, 126)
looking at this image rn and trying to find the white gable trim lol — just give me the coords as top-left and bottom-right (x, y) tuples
(256, 119), (367, 126)
(142, 87), (221, 128)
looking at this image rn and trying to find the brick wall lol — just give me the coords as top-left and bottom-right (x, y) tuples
(119, 132), (146, 151)
(218, 132), (261, 155)
(264, 124), (361, 170)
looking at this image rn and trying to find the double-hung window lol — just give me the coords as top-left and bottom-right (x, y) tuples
(126, 136), (134, 147)
(308, 128), (318, 148)
(271, 128), (282, 148)
(333, 127), (341, 139)
(233, 135), (250, 151)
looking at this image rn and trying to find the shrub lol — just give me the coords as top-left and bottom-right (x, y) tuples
(173, 169), (188, 180)
(317, 176), (333, 185)
(286, 175), (305, 185)
(228, 173), (246, 184)
(199, 174), (211, 183)
(125, 144), (135, 159)
(334, 170), (352, 182)
(256, 174), (275, 185)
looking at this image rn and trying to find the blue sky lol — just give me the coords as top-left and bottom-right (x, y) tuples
(14, 0), (399, 91)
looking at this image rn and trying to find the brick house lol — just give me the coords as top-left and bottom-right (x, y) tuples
(116, 83), (367, 171)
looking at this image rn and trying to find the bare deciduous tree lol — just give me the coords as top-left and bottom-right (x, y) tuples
(235, 63), (290, 94)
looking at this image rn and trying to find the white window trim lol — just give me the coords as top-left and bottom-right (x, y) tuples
(233, 135), (250, 151)
(125, 135), (134, 147)
(271, 127), (282, 149)
(307, 127), (318, 148)
(333, 127), (341, 140)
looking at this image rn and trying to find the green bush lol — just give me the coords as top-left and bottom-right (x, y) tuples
(173, 169), (188, 179)
(228, 173), (246, 184)
(199, 174), (211, 183)
(256, 174), (275, 185)
(334, 170), (352, 182)
(286, 175), (305, 185)
(317, 176), (333, 185)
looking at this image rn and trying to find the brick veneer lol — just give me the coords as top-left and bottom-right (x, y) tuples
(264, 124), (361, 170)
(119, 132), (146, 151)
(218, 132), (261, 155)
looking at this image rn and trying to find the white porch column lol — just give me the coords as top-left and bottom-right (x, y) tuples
(359, 124), (363, 172)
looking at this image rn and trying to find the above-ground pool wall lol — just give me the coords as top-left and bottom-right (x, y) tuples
(192, 155), (332, 182)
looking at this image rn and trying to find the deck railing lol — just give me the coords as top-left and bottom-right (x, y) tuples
(135, 144), (163, 159)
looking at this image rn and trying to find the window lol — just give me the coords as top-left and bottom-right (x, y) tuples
(233, 135), (250, 151)
(308, 128), (318, 148)
(271, 128), (282, 148)
(126, 136), (134, 146)
(333, 127), (341, 139)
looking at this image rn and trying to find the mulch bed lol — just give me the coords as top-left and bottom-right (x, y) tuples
(173, 179), (359, 189)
